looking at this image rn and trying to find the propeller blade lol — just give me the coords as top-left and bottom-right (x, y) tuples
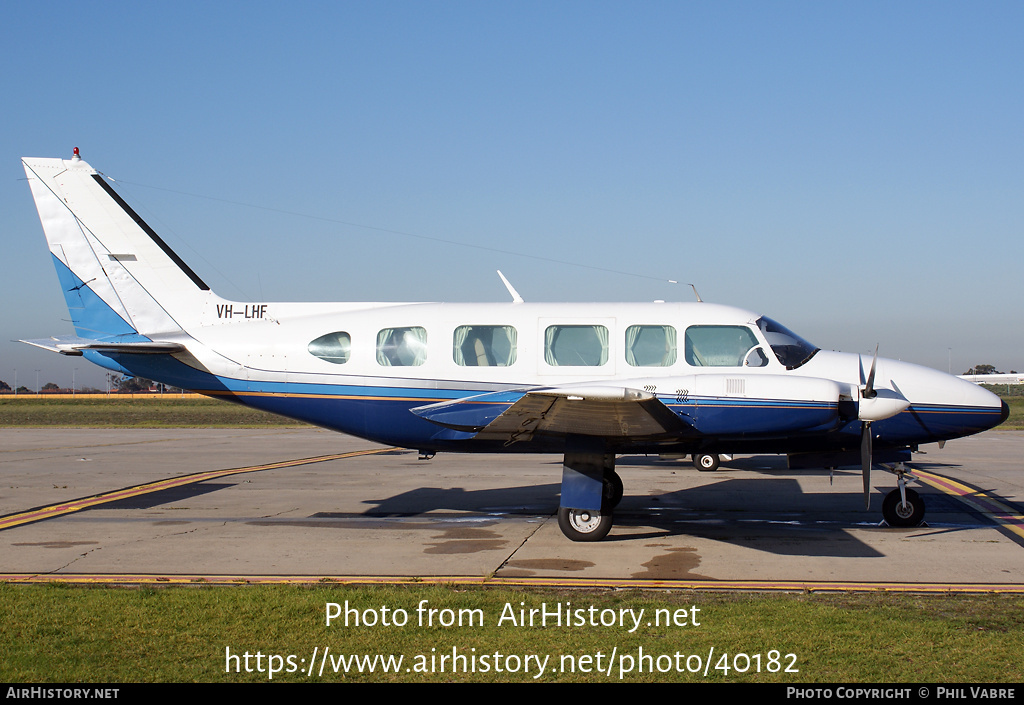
(861, 421), (872, 509)
(864, 345), (879, 399)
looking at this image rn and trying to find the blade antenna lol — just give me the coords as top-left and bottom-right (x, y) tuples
(496, 270), (524, 303)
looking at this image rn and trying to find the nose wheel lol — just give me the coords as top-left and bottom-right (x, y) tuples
(882, 487), (925, 527)
(879, 462), (926, 527)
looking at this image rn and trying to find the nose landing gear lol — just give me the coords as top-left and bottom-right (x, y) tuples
(879, 462), (926, 527)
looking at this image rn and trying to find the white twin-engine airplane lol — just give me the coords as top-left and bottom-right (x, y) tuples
(21, 150), (1009, 541)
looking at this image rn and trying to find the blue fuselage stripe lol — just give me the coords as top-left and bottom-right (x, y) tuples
(98, 352), (1004, 453)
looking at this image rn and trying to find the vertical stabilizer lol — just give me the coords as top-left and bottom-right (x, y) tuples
(22, 153), (215, 340)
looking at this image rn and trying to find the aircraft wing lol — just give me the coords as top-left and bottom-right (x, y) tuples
(19, 336), (186, 356)
(412, 385), (694, 442)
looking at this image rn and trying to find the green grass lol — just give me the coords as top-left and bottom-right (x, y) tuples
(1, 584), (1021, 683)
(2, 399), (1020, 683)
(1004, 398), (1024, 429)
(0, 397), (304, 428)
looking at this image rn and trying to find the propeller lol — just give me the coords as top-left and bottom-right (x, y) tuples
(855, 346), (912, 509)
(860, 346), (879, 510)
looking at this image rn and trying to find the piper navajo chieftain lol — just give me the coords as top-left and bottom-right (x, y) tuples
(21, 151), (1009, 541)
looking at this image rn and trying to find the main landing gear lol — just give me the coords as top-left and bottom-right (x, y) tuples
(693, 452), (720, 472)
(558, 506), (614, 542)
(557, 436), (622, 541)
(879, 462), (926, 527)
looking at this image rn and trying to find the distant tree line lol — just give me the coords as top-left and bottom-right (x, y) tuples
(0, 375), (182, 394)
(963, 364), (1018, 375)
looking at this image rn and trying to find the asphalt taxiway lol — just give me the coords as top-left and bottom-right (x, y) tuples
(1, 427), (1022, 588)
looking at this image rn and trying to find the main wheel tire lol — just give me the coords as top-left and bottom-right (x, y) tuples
(604, 472), (624, 509)
(693, 453), (720, 472)
(882, 488), (925, 527)
(558, 507), (614, 542)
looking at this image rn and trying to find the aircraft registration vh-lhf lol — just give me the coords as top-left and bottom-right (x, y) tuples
(20, 150), (1009, 541)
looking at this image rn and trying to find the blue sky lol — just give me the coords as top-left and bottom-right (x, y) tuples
(2, 2), (1022, 389)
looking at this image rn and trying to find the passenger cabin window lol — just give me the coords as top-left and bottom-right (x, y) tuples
(625, 325), (677, 367)
(453, 325), (517, 366)
(308, 332), (352, 364)
(377, 327), (427, 366)
(684, 325), (760, 367)
(544, 325), (609, 366)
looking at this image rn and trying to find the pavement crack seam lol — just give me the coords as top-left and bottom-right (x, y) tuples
(489, 513), (551, 579)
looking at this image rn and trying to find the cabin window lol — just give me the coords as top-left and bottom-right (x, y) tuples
(307, 331), (352, 364)
(544, 325), (609, 366)
(376, 327), (428, 366)
(625, 325), (677, 367)
(453, 325), (517, 366)
(684, 325), (760, 367)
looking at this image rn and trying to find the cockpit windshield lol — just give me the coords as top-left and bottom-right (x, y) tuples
(756, 317), (819, 369)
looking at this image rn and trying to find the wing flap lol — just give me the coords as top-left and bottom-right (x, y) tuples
(412, 385), (694, 442)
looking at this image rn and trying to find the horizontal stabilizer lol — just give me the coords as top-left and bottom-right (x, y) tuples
(19, 336), (185, 356)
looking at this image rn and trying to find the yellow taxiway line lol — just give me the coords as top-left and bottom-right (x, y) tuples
(0, 447), (398, 532)
(0, 573), (1022, 593)
(913, 467), (1024, 542)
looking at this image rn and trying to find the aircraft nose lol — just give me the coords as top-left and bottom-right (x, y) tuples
(873, 358), (1008, 438)
(951, 375), (1007, 433)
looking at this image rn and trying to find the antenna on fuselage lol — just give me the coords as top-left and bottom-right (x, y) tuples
(497, 270), (524, 303)
(667, 278), (702, 302)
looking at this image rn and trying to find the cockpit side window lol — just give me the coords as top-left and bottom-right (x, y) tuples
(308, 332), (352, 364)
(756, 317), (819, 369)
(684, 325), (760, 367)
